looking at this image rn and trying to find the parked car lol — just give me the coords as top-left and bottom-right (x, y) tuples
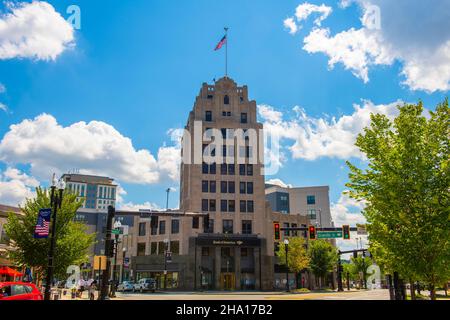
(0, 282), (43, 300)
(117, 281), (134, 292)
(133, 278), (156, 293)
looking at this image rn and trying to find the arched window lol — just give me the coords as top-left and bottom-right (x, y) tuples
(224, 95), (230, 105)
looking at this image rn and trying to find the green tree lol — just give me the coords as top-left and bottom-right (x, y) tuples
(342, 262), (358, 284)
(350, 256), (373, 289)
(308, 240), (338, 289)
(276, 237), (310, 288)
(5, 187), (95, 280)
(346, 99), (450, 300)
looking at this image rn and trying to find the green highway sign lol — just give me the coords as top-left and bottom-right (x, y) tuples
(317, 231), (343, 239)
(111, 228), (121, 235)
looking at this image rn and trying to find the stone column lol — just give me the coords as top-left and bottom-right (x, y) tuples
(255, 247), (261, 290)
(234, 247), (241, 290)
(214, 247), (221, 290)
(194, 244), (202, 290)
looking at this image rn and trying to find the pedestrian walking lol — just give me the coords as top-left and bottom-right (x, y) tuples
(89, 280), (97, 300)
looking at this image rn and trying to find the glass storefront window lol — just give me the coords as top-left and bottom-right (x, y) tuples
(136, 272), (179, 289)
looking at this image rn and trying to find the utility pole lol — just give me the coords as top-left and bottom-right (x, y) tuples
(99, 205), (115, 300)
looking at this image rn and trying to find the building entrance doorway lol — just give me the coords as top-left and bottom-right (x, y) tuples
(220, 273), (235, 290)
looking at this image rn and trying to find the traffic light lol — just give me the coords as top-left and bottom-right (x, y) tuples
(342, 225), (350, 240)
(106, 239), (115, 257)
(308, 225), (316, 240)
(274, 223), (280, 241)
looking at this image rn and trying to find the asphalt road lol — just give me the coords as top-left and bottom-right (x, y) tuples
(114, 289), (390, 300)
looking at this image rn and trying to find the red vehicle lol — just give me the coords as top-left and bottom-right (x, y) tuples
(0, 282), (43, 300)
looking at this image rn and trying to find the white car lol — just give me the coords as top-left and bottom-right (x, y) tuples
(133, 278), (156, 293)
(117, 281), (134, 292)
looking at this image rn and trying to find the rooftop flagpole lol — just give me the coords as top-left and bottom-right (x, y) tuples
(225, 27), (229, 77)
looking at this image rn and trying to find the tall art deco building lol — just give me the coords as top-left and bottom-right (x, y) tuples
(100, 76), (311, 291)
(179, 76), (274, 290)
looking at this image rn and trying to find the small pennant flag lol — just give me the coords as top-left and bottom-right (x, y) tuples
(34, 208), (51, 239)
(214, 34), (227, 51)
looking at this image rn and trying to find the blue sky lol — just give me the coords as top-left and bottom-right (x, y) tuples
(0, 0), (449, 251)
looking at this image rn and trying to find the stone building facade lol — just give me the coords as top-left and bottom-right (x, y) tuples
(77, 77), (325, 291)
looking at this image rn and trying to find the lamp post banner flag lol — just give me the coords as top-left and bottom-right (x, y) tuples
(34, 208), (51, 239)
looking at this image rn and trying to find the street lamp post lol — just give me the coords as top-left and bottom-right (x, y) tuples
(166, 188), (171, 210)
(284, 239), (289, 292)
(337, 251), (344, 292)
(109, 232), (120, 298)
(121, 247), (126, 283)
(44, 174), (65, 300)
(163, 238), (169, 290)
(163, 187), (172, 291)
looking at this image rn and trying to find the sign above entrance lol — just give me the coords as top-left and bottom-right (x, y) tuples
(196, 236), (261, 247)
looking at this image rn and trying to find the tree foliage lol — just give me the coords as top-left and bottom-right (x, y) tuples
(5, 187), (95, 279)
(308, 240), (338, 287)
(276, 237), (310, 274)
(346, 99), (450, 299)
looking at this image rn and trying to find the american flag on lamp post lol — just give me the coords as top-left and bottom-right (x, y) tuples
(34, 208), (51, 239)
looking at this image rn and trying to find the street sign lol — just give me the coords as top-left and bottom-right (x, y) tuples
(93, 255), (106, 270)
(317, 231), (343, 239)
(111, 228), (122, 235)
(357, 224), (367, 235)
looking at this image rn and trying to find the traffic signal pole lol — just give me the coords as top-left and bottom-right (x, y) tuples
(110, 233), (119, 298)
(99, 205), (115, 300)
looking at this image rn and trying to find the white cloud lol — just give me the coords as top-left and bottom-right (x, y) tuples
(0, 168), (37, 206)
(117, 201), (162, 211)
(286, 0), (450, 92)
(0, 83), (5, 93)
(3, 167), (39, 187)
(303, 27), (393, 83)
(283, 17), (298, 35)
(0, 102), (7, 112)
(331, 192), (366, 226)
(258, 100), (401, 161)
(294, 3), (332, 26)
(265, 178), (292, 188)
(284, 2), (332, 35)
(0, 113), (180, 184)
(0, 1), (74, 60)
(331, 191), (368, 254)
